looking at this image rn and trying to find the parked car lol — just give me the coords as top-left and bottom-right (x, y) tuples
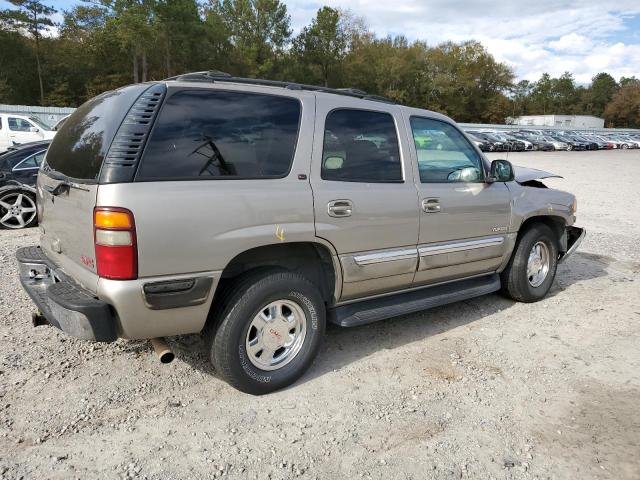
(511, 132), (553, 151)
(565, 134), (598, 150)
(0, 113), (55, 153)
(52, 115), (70, 131)
(0, 140), (50, 229)
(466, 133), (491, 151)
(538, 135), (569, 151)
(16, 72), (585, 394)
(467, 131), (508, 151)
(492, 133), (526, 152)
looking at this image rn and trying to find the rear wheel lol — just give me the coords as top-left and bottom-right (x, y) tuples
(0, 191), (37, 229)
(500, 223), (558, 302)
(207, 269), (326, 394)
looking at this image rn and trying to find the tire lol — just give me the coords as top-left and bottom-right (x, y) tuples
(207, 269), (326, 394)
(622, 144), (629, 149)
(500, 223), (558, 303)
(0, 190), (37, 230)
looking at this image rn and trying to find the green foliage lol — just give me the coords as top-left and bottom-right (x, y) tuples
(0, 2), (634, 127)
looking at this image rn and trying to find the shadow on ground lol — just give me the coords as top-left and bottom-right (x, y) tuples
(170, 250), (612, 386)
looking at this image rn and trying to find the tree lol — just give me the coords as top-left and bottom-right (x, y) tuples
(206, 0), (291, 77)
(293, 7), (347, 87)
(588, 72), (618, 117)
(604, 80), (640, 128)
(1, 0), (56, 105)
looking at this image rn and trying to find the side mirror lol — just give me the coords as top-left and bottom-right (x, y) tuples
(489, 159), (514, 183)
(29, 126), (39, 133)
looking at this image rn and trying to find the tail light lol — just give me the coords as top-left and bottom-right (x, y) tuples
(93, 207), (137, 280)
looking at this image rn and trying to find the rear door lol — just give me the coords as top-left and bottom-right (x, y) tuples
(38, 84), (150, 292)
(404, 114), (512, 286)
(311, 97), (419, 301)
(12, 150), (45, 185)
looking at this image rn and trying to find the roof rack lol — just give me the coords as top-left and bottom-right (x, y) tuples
(164, 70), (395, 104)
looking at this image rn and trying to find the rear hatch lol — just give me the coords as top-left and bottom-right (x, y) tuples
(38, 84), (151, 292)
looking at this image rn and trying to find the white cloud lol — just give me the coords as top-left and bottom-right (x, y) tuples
(286, 0), (640, 84)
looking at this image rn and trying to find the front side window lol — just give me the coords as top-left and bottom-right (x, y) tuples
(410, 117), (484, 183)
(8, 117), (34, 132)
(137, 90), (301, 180)
(321, 109), (402, 183)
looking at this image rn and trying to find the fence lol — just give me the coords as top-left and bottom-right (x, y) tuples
(0, 104), (76, 129)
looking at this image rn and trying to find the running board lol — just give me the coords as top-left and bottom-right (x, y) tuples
(328, 274), (501, 327)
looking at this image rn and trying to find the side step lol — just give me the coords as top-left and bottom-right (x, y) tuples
(328, 274), (501, 327)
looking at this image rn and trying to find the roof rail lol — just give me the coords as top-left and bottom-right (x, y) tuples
(164, 71), (395, 104)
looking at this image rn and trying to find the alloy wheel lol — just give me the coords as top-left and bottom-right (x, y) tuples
(0, 192), (36, 229)
(245, 299), (307, 371)
(527, 241), (550, 288)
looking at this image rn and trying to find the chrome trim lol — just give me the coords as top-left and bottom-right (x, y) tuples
(418, 236), (504, 257)
(12, 149), (47, 172)
(353, 248), (417, 266)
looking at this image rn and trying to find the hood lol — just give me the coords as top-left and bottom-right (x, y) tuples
(514, 166), (562, 184)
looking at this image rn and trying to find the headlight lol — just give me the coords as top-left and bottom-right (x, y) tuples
(571, 197), (577, 214)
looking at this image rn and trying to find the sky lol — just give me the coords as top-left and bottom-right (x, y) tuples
(2, 0), (639, 85)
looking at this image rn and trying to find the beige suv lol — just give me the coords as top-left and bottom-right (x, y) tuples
(16, 72), (584, 394)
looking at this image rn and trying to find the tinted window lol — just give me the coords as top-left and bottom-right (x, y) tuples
(410, 117), (484, 183)
(8, 117), (33, 132)
(137, 90), (301, 180)
(45, 83), (149, 181)
(15, 150), (46, 169)
(321, 109), (402, 183)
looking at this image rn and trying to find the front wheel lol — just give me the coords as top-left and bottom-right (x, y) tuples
(207, 269), (326, 394)
(500, 223), (558, 303)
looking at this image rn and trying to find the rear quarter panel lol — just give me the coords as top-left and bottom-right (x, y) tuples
(96, 90), (319, 278)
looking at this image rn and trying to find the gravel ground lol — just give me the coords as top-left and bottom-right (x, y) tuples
(1, 150), (639, 479)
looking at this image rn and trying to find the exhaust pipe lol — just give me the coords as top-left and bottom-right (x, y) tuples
(32, 311), (49, 327)
(150, 337), (175, 364)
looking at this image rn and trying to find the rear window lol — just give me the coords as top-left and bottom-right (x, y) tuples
(45, 84), (149, 181)
(136, 89), (301, 180)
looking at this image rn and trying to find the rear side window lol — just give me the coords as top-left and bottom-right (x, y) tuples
(15, 150), (46, 170)
(321, 109), (402, 183)
(45, 84), (149, 181)
(136, 90), (301, 180)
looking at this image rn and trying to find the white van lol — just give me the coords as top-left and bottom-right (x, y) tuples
(0, 113), (56, 153)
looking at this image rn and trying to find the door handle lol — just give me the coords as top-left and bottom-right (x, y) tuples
(328, 199), (353, 217)
(422, 198), (441, 213)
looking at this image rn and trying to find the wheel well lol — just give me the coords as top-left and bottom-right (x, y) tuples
(216, 242), (337, 305)
(518, 216), (567, 253)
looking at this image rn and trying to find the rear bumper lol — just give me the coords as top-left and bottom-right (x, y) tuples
(559, 226), (585, 263)
(16, 246), (117, 342)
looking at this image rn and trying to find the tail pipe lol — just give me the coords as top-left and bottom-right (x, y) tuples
(150, 337), (175, 364)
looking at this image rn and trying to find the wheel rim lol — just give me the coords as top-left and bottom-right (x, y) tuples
(527, 241), (550, 287)
(0, 192), (36, 229)
(245, 299), (307, 371)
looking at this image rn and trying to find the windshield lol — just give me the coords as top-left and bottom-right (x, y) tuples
(28, 116), (52, 130)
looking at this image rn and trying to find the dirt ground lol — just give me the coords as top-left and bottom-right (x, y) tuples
(1, 150), (639, 480)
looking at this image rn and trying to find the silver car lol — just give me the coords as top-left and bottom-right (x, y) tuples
(16, 72), (585, 394)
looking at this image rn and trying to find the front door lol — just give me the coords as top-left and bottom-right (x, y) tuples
(7, 117), (42, 146)
(405, 115), (512, 286)
(311, 99), (419, 301)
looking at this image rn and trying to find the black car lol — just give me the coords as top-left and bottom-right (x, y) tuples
(0, 140), (50, 229)
(512, 132), (554, 151)
(468, 131), (508, 151)
(549, 135), (586, 151)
